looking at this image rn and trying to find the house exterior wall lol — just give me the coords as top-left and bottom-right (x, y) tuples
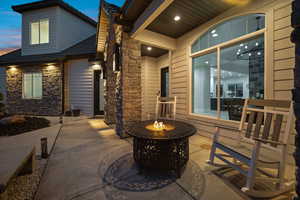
(67, 59), (94, 116)
(141, 56), (159, 120)
(6, 64), (62, 116)
(21, 6), (96, 56)
(0, 67), (6, 103)
(165, 0), (295, 161)
(56, 8), (96, 51)
(21, 7), (59, 56)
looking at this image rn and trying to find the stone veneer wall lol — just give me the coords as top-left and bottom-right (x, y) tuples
(104, 20), (117, 124)
(121, 33), (142, 133)
(6, 64), (62, 116)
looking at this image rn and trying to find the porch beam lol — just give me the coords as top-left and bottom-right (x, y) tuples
(130, 0), (174, 38)
(134, 29), (176, 50)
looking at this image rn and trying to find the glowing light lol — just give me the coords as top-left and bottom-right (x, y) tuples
(245, 45), (248, 49)
(248, 53), (252, 56)
(255, 42), (259, 46)
(240, 43), (244, 47)
(212, 33), (218, 37)
(257, 52), (261, 56)
(222, 0), (250, 6)
(92, 64), (101, 70)
(147, 46), (152, 51)
(174, 15), (181, 21)
(211, 30), (216, 34)
(205, 61), (209, 64)
(9, 66), (17, 71)
(47, 65), (55, 70)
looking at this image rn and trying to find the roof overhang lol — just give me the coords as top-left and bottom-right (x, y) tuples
(12, 0), (97, 27)
(128, 0), (237, 41)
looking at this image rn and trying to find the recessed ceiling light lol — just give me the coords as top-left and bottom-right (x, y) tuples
(174, 15), (181, 21)
(212, 33), (218, 37)
(211, 30), (216, 34)
(147, 46), (152, 51)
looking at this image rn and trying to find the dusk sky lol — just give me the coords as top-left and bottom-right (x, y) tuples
(0, 0), (125, 50)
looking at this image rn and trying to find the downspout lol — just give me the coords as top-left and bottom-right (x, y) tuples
(291, 1), (300, 199)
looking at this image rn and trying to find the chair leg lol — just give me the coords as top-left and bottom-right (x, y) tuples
(242, 161), (257, 192)
(207, 142), (217, 164)
(242, 142), (261, 193)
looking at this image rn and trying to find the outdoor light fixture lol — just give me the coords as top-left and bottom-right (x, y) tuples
(9, 66), (17, 71)
(92, 64), (101, 70)
(174, 15), (181, 21)
(147, 46), (152, 51)
(47, 65), (55, 70)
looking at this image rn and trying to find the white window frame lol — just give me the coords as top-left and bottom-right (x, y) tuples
(22, 72), (43, 99)
(30, 18), (49, 45)
(189, 25), (266, 121)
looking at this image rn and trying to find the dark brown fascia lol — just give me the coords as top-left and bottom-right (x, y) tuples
(12, 0), (97, 27)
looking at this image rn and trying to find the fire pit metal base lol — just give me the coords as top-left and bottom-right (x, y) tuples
(128, 120), (196, 178)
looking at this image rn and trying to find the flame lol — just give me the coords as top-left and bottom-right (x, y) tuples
(222, 0), (250, 6)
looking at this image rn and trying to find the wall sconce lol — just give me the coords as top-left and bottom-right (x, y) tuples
(9, 66), (17, 72)
(47, 65), (55, 70)
(92, 64), (101, 70)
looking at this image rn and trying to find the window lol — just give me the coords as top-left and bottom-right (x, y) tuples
(23, 73), (42, 99)
(30, 19), (49, 45)
(191, 14), (265, 121)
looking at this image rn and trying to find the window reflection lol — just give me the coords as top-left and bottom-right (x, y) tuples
(192, 52), (218, 117)
(220, 35), (264, 120)
(192, 14), (265, 53)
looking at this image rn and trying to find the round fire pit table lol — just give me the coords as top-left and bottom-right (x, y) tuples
(127, 120), (196, 178)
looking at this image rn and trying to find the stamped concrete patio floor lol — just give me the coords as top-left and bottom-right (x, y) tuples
(35, 119), (293, 200)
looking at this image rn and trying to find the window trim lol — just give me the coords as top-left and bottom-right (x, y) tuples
(22, 72), (43, 100)
(189, 23), (266, 121)
(30, 18), (49, 45)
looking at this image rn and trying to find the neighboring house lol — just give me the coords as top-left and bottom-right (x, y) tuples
(96, 0), (295, 160)
(0, 0), (105, 116)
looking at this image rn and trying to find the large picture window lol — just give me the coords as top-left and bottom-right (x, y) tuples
(23, 73), (43, 99)
(30, 19), (49, 45)
(191, 14), (265, 121)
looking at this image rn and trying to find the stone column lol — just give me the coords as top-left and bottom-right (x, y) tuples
(118, 32), (142, 137)
(291, 1), (300, 199)
(104, 20), (117, 124)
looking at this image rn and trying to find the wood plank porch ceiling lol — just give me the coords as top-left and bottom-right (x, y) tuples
(146, 0), (234, 38)
(141, 44), (168, 57)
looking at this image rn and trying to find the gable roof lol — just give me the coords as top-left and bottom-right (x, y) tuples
(0, 35), (97, 66)
(12, 0), (97, 27)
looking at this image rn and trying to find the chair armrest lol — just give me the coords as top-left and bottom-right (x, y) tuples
(252, 137), (284, 146)
(215, 124), (240, 132)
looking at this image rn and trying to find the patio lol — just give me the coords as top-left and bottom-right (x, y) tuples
(35, 118), (294, 200)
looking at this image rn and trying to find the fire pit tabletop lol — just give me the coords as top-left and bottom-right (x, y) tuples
(127, 120), (196, 140)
